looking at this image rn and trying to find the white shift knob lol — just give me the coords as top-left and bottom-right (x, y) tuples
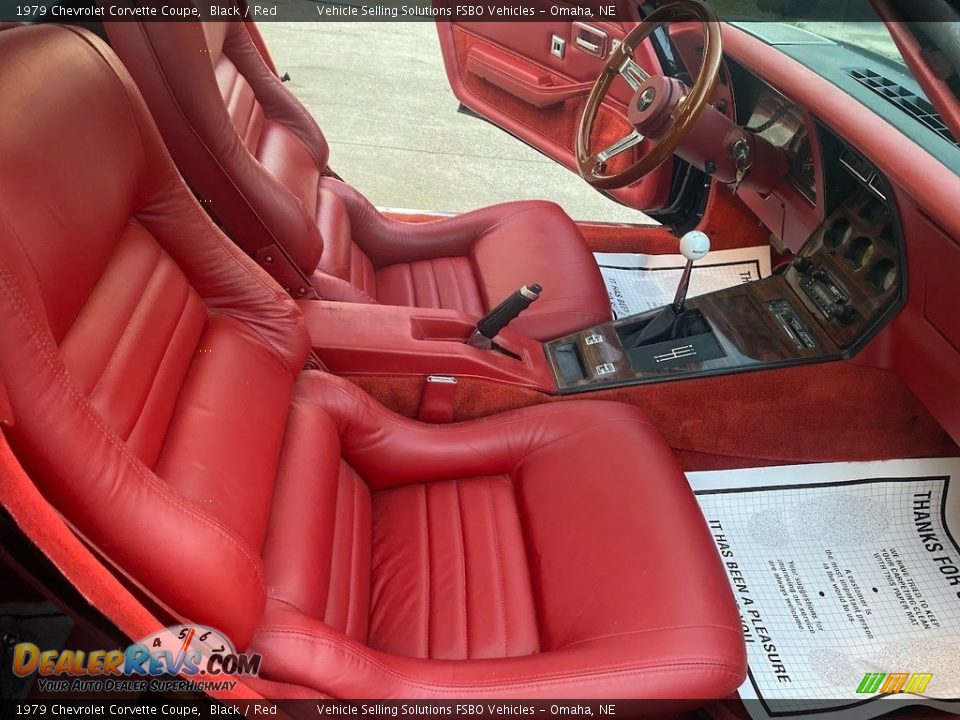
(679, 231), (710, 262)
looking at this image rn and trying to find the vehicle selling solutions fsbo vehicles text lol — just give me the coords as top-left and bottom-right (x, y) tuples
(314, 4), (616, 19)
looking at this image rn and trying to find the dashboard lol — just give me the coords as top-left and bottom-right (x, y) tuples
(658, 21), (960, 443)
(546, 45), (909, 394)
(729, 60), (906, 356)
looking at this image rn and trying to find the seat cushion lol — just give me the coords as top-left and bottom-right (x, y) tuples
(315, 192), (614, 343)
(372, 201), (614, 342)
(253, 373), (747, 699)
(467, 202), (614, 341)
(370, 476), (539, 660)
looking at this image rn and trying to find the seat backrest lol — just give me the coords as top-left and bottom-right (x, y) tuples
(103, 20), (330, 293)
(0, 24), (310, 648)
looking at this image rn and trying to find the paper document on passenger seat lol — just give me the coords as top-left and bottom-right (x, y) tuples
(687, 459), (960, 720)
(593, 245), (771, 318)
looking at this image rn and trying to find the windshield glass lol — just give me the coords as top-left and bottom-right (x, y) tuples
(787, 22), (906, 65)
(711, 2), (910, 67)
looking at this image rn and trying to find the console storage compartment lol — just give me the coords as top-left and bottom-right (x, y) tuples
(298, 301), (556, 392)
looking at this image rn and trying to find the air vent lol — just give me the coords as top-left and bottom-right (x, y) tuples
(847, 68), (959, 148)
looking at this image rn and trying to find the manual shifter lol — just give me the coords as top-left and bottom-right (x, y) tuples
(622, 231), (711, 348)
(672, 230), (711, 314)
(467, 283), (542, 350)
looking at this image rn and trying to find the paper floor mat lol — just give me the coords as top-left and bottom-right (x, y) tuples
(687, 458), (960, 720)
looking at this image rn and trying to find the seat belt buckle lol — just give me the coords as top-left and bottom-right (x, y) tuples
(418, 376), (458, 424)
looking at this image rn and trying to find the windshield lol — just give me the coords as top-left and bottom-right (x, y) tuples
(788, 21), (907, 66)
(711, 2), (910, 67)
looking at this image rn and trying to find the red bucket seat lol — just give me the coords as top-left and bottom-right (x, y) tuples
(101, 21), (612, 342)
(0, 25), (745, 700)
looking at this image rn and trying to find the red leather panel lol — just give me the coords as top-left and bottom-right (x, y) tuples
(215, 53), (265, 153)
(370, 476), (539, 660)
(256, 119), (321, 222)
(263, 391), (372, 643)
(376, 257), (486, 317)
(309, 270), (381, 305)
(153, 313), (293, 551)
(315, 187), (377, 298)
(103, 21), (328, 279)
(59, 225), (208, 469)
(325, 463), (374, 641)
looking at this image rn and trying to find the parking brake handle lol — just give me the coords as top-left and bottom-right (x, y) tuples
(467, 284), (542, 349)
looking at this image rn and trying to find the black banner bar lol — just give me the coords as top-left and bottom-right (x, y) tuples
(0, 0), (937, 23)
(0, 698), (953, 720)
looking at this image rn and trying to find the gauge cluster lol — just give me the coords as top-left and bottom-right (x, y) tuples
(744, 85), (816, 204)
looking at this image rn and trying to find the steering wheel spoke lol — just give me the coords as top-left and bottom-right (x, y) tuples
(618, 55), (649, 91)
(596, 129), (645, 165)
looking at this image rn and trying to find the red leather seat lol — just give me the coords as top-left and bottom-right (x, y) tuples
(100, 21), (612, 342)
(0, 25), (745, 700)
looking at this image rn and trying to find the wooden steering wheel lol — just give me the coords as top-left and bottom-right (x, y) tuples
(576, 0), (722, 190)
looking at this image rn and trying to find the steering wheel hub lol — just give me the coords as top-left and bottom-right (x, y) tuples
(626, 75), (691, 138)
(637, 87), (657, 112)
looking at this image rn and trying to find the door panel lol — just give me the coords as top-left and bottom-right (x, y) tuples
(437, 18), (674, 212)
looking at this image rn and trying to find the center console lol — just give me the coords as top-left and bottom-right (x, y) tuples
(546, 155), (904, 394)
(298, 301), (556, 392)
(546, 270), (835, 393)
